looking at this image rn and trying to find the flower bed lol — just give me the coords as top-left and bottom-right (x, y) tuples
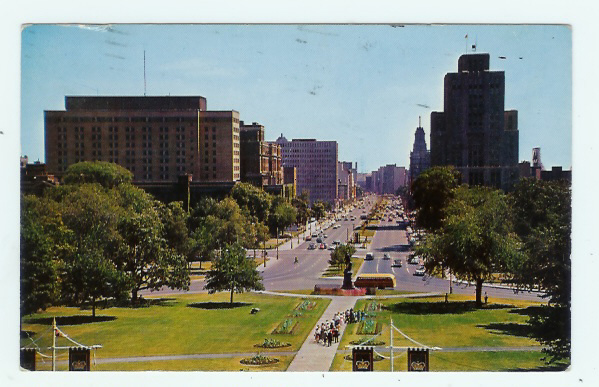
(272, 318), (299, 335)
(349, 337), (386, 346)
(295, 299), (317, 311)
(255, 338), (291, 349)
(240, 354), (280, 366)
(356, 319), (382, 335)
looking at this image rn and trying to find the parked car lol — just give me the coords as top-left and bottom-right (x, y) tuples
(328, 245), (336, 250)
(319, 243), (326, 250)
(323, 234), (328, 239)
(308, 242), (316, 250)
(392, 259), (402, 267)
(316, 237), (323, 243)
(365, 252), (374, 261)
(305, 235), (312, 241)
(333, 224), (341, 229)
(383, 253), (391, 260)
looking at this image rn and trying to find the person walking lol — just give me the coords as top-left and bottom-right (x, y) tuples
(327, 330), (333, 347)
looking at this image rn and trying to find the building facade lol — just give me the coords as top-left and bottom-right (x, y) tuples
(370, 164), (407, 195)
(409, 117), (431, 185)
(45, 96), (241, 183)
(276, 134), (338, 206)
(239, 121), (283, 187)
(430, 53), (519, 191)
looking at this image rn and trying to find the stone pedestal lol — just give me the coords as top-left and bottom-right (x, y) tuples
(341, 271), (354, 289)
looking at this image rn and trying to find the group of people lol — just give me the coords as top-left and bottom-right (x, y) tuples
(313, 308), (367, 347)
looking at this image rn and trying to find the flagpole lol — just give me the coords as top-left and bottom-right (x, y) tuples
(390, 317), (394, 372)
(52, 317), (56, 371)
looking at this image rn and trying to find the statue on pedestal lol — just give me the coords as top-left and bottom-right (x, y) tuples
(341, 253), (354, 290)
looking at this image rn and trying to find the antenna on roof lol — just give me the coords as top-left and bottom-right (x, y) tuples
(419, 116), (421, 127)
(144, 50), (147, 96)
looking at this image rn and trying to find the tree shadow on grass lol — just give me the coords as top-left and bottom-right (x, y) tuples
(24, 315), (117, 326)
(385, 301), (514, 315)
(506, 362), (570, 372)
(509, 305), (545, 318)
(188, 302), (252, 310)
(476, 322), (535, 338)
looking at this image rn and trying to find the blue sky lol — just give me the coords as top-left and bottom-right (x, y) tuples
(21, 24), (571, 173)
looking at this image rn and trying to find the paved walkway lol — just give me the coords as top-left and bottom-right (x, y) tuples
(286, 296), (359, 372)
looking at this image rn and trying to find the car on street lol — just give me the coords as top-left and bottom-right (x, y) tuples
(408, 254), (420, 264)
(413, 266), (426, 276)
(323, 234), (328, 238)
(305, 235), (312, 241)
(383, 253), (391, 260)
(308, 242), (316, 250)
(319, 243), (326, 249)
(392, 259), (402, 267)
(333, 224), (340, 229)
(328, 245), (336, 250)
(316, 237), (323, 243)
(365, 252), (374, 261)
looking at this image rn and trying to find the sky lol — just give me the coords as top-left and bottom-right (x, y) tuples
(20, 24), (571, 173)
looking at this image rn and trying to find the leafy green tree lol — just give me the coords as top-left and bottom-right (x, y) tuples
(61, 241), (129, 317)
(509, 178), (571, 362)
(311, 200), (326, 220)
(159, 201), (192, 260)
(329, 244), (356, 271)
(230, 182), (272, 224)
(116, 207), (190, 303)
(411, 166), (460, 231)
(204, 243), (265, 303)
(268, 201), (297, 235)
(292, 192), (311, 231)
(62, 161), (133, 188)
(417, 186), (523, 307)
(20, 195), (66, 316)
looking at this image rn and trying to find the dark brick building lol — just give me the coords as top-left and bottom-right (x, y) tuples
(430, 53), (519, 191)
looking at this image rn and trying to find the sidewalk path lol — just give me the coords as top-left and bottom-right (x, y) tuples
(286, 296), (359, 372)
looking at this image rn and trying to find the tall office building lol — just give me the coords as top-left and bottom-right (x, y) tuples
(409, 116), (431, 184)
(45, 96), (241, 183)
(370, 164), (407, 195)
(430, 53), (519, 191)
(275, 134), (338, 206)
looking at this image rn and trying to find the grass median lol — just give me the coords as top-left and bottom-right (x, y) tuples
(20, 292), (330, 370)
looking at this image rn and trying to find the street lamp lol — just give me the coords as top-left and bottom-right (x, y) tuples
(276, 226), (279, 260)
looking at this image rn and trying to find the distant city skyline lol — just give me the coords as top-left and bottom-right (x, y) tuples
(21, 24), (571, 173)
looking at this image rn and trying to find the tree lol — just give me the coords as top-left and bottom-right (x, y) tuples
(114, 184), (190, 303)
(292, 192), (311, 226)
(329, 244), (356, 271)
(159, 201), (192, 261)
(61, 242), (129, 317)
(311, 200), (326, 220)
(417, 186), (523, 307)
(62, 161), (133, 188)
(204, 243), (265, 303)
(20, 195), (65, 316)
(268, 201), (297, 235)
(509, 178), (571, 362)
(411, 166), (460, 231)
(230, 182), (272, 224)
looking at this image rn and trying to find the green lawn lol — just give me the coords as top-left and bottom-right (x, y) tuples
(95, 356), (295, 372)
(330, 293), (558, 371)
(21, 292), (330, 370)
(330, 350), (567, 372)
